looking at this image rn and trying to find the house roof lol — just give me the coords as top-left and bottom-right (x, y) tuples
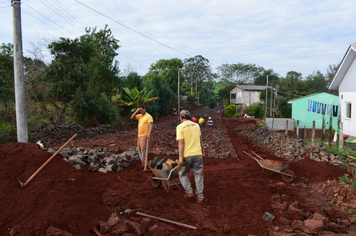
(287, 92), (338, 104)
(329, 43), (356, 90)
(230, 85), (274, 92)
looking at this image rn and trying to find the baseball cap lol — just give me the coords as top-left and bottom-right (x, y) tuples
(208, 117), (211, 119)
(180, 110), (190, 118)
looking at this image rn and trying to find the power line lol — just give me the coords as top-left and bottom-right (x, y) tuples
(23, 2), (76, 37)
(38, 0), (84, 33)
(52, 0), (87, 29)
(75, 0), (191, 57)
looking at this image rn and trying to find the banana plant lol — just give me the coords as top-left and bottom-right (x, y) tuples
(119, 87), (159, 112)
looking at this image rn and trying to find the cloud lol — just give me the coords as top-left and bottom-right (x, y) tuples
(1, 0), (355, 77)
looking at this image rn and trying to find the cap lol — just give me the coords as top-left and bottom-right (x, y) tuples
(180, 110), (190, 118)
(208, 117), (211, 119)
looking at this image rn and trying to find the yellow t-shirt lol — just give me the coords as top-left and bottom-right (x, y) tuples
(199, 118), (204, 124)
(176, 120), (202, 157)
(136, 113), (153, 136)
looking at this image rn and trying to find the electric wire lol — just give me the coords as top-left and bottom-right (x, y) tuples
(38, 0), (84, 33)
(52, 0), (88, 29)
(75, 0), (191, 57)
(98, 0), (162, 66)
(23, 2), (76, 37)
(113, 0), (167, 57)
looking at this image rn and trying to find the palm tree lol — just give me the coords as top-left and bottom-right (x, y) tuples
(119, 87), (158, 112)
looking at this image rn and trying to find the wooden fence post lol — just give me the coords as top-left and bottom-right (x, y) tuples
(296, 120), (299, 139)
(285, 120), (288, 135)
(312, 121), (315, 144)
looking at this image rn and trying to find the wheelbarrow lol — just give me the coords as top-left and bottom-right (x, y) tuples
(148, 164), (181, 193)
(243, 151), (295, 182)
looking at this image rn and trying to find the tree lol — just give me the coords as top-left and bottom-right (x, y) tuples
(183, 55), (216, 94)
(218, 83), (235, 107)
(326, 64), (340, 95)
(146, 58), (183, 93)
(305, 71), (328, 94)
(254, 68), (280, 86)
(146, 75), (176, 117)
(217, 63), (263, 84)
(119, 87), (159, 112)
(0, 43), (14, 113)
(35, 25), (121, 124)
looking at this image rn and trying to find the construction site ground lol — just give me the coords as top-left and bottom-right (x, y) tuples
(0, 108), (355, 235)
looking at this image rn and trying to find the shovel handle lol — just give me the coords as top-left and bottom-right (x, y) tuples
(19, 133), (77, 188)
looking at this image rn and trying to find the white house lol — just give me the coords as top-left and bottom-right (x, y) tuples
(329, 43), (356, 137)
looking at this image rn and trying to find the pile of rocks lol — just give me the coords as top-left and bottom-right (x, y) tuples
(238, 125), (348, 168)
(48, 146), (139, 173)
(269, 181), (356, 235)
(30, 122), (135, 144)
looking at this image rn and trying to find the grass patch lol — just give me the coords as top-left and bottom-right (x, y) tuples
(339, 174), (356, 188)
(0, 121), (14, 133)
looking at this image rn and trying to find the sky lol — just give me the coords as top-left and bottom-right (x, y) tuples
(1, 0), (356, 78)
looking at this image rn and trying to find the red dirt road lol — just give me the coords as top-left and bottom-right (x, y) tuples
(0, 108), (351, 235)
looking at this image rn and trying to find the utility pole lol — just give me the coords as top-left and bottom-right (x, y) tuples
(264, 75), (268, 120)
(12, 0), (28, 142)
(270, 81), (273, 117)
(176, 68), (184, 115)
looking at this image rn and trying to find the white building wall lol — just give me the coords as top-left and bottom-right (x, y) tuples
(339, 91), (356, 136)
(339, 57), (356, 92)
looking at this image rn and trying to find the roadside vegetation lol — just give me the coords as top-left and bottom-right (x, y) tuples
(0, 25), (340, 144)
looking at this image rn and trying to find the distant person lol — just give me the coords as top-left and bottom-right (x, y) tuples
(207, 117), (213, 128)
(131, 105), (153, 171)
(176, 110), (205, 204)
(192, 116), (197, 123)
(198, 117), (205, 127)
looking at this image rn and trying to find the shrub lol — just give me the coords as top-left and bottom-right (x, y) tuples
(244, 104), (264, 119)
(233, 114), (239, 118)
(225, 104), (236, 118)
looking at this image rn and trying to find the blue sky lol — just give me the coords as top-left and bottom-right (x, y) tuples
(1, 0), (355, 78)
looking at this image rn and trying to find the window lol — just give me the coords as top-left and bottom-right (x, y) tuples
(237, 92), (242, 98)
(231, 93), (236, 99)
(346, 102), (352, 118)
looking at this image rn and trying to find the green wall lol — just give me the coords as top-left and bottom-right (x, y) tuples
(291, 93), (339, 129)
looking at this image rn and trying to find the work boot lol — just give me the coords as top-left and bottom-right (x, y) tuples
(184, 192), (195, 199)
(195, 196), (204, 204)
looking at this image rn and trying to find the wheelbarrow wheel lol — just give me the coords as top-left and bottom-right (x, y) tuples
(282, 169), (294, 183)
(151, 175), (162, 188)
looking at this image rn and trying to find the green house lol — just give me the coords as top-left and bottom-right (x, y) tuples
(288, 93), (339, 129)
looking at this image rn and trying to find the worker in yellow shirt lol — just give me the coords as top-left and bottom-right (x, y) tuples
(176, 110), (205, 203)
(131, 105), (153, 171)
(198, 116), (204, 127)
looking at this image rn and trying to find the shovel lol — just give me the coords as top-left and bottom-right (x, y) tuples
(17, 133), (77, 188)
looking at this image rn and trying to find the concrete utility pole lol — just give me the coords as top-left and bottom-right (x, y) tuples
(264, 75), (268, 120)
(12, 0), (28, 142)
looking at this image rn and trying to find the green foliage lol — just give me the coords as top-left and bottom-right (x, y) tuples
(119, 87), (159, 112)
(339, 174), (356, 188)
(225, 104), (236, 118)
(29, 25), (121, 125)
(145, 75), (176, 117)
(218, 83), (235, 107)
(233, 114), (239, 118)
(147, 58), (183, 93)
(0, 120), (13, 133)
(236, 105), (244, 114)
(244, 104), (264, 119)
(0, 43), (15, 112)
(217, 63), (263, 84)
(73, 92), (118, 126)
